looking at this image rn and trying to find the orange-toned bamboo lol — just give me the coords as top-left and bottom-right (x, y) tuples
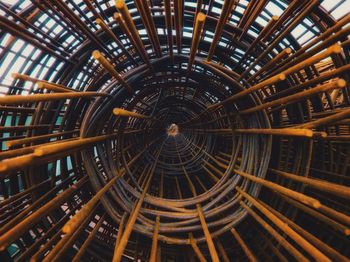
(134, 0), (162, 57)
(115, 0), (151, 67)
(62, 173), (124, 234)
(187, 12), (206, 73)
(259, 201), (350, 262)
(230, 228), (258, 262)
(237, 187), (331, 261)
(207, 0), (236, 61)
(270, 168), (350, 199)
(239, 202), (308, 261)
(188, 128), (322, 138)
(115, 212), (127, 249)
(197, 204), (220, 262)
(113, 108), (158, 121)
(6, 129), (78, 148)
(0, 177), (88, 251)
(174, 0), (183, 53)
(92, 50), (133, 92)
(72, 214), (106, 262)
(240, 79), (346, 115)
(298, 108), (350, 129)
(189, 233), (207, 262)
(36, 81), (76, 93)
(164, 0), (174, 59)
(0, 92), (106, 105)
(112, 146), (162, 261)
(149, 216), (160, 262)
(12, 73), (75, 92)
(234, 169), (321, 208)
(208, 73), (286, 110)
(0, 134), (118, 173)
(216, 240), (230, 262)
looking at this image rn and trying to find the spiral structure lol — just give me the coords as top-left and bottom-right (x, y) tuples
(0, 0), (350, 261)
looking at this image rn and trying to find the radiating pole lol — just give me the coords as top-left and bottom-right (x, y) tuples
(149, 216), (160, 262)
(134, 0), (162, 57)
(164, 0), (174, 60)
(95, 18), (136, 64)
(206, 0), (236, 62)
(185, 128), (325, 138)
(113, 108), (159, 121)
(174, 0), (183, 53)
(0, 177), (88, 251)
(187, 12), (206, 73)
(230, 228), (257, 262)
(175, 143), (219, 262)
(115, 0), (152, 68)
(12, 73), (76, 92)
(6, 129), (79, 148)
(92, 50), (133, 93)
(72, 214), (106, 262)
(234, 169), (321, 208)
(112, 144), (163, 262)
(237, 187), (331, 261)
(269, 168), (350, 199)
(189, 233), (207, 262)
(238, 202), (308, 261)
(62, 174), (123, 234)
(0, 91), (107, 105)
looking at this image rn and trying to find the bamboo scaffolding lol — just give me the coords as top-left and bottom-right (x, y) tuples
(0, 1), (349, 261)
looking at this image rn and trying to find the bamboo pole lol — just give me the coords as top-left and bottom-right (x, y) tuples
(12, 73), (75, 92)
(0, 134), (118, 173)
(115, 0), (151, 67)
(113, 108), (159, 121)
(0, 91), (107, 105)
(187, 12), (206, 73)
(237, 187), (331, 261)
(149, 216), (160, 262)
(134, 0), (162, 57)
(240, 79), (346, 115)
(234, 169), (321, 208)
(72, 214), (106, 262)
(196, 204), (220, 262)
(62, 173), (124, 234)
(0, 177), (88, 251)
(207, 0), (236, 61)
(259, 201), (350, 262)
(269, 168), (350, 199)
(239, 202), (308, 262)
(189, 233), (207, 262)
(95, 18), (136, 63)
(216, 240), (230, 262)
(6, 129), (79, 148)
(115, 212), (127, 249)
(92, 50), (133, 93)
(164, 0), (173, 60)
(112, 145), (163, 261)
(230, 228), (258, 262)
(174, 0), (183, 53)
(186, 128), (324, 138)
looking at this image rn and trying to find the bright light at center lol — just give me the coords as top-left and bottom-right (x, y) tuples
(167, 123), (179, 137)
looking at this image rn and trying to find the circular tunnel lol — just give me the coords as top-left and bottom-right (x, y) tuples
(0, 0), (350, 261)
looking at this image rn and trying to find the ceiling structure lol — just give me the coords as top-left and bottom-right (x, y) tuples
(0, 0), (350, 261)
